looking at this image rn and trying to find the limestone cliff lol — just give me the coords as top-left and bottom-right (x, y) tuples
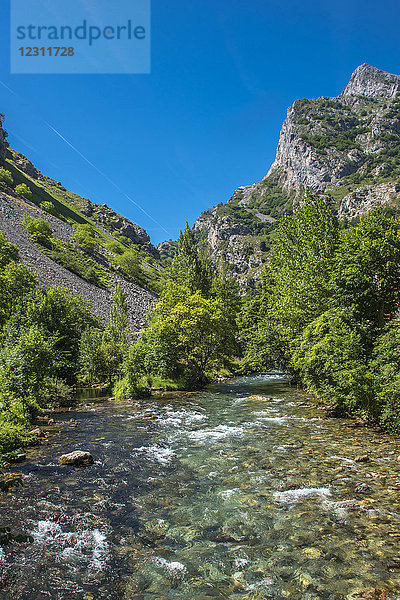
(0, 115), (7, 164)
(190, 64), (400, 284)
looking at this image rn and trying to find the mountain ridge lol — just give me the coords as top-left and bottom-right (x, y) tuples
(188, 63), (400, 286)
(0, 122), (159, 330)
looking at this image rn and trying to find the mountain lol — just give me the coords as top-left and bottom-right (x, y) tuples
(189, 63), (400, 287)
(0, 118), (161, 331)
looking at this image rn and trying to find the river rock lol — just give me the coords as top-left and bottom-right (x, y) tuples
(354, 483), (372, 494)
(59, 451), (94, 466)
(355, 455), (370, 463)
(30, 427), (46, 438)
(348, 588), (388, 600)
(8, 453), (26, 463)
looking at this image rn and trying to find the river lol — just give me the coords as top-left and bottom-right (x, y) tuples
(1, 373), (400, 600)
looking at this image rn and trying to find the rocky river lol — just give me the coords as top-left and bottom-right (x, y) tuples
(1, 373), (400, 600)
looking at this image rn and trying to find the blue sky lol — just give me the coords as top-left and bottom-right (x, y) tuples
(1, 0), (400, 244)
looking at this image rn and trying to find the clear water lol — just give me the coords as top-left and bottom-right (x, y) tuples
(1, 373), (400, 600)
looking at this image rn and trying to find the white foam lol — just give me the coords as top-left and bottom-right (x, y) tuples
(217, 488), (239, 499)
(31, 520), (109, 571)
(234, 556), (249, 567)
(154, 556), (187, 576)
(135, 445), (175, 465)
(274, 487), (331, 503)
(189, 424), (244, 442)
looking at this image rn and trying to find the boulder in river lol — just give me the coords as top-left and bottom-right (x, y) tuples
(59, 451), (94, 466)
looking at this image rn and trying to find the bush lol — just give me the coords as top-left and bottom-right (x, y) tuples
(114, 249), (142, 280)
(0, 167), (13, 187)
(15, 183), (32, 200)
(73, 224), (99, 251)
(40, 201), (56, 215)
(22, 216), (53, 247)
(44, 378), (74, 408)
(0, 419), (30, 454)
(106, 241), (125, 255)
(112, 375), (150, 399)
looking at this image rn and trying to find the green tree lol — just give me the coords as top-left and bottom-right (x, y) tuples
(241, 192), (339, 372)
(333, 210), (400, 328)
(0, 233), (19, 267)
(291, 307), (374, 417)
(372, 318), (400, 432)
(0, 324), (57, 419)
(79, 328), (108, 384)
(267, 192), (339, 337)
(132, 282), (237, 388)
(22, 216), (53, 247)
(23, 286), (98, 381)
(73, 224), (99, 251)
(39, 201), (56, 216)
(114, 248), (142, 281)
(169, 222), (212, 295)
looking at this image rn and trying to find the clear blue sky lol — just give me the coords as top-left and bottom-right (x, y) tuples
(1, 0), (400, 244)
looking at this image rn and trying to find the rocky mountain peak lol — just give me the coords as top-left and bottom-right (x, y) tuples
(341, 63), (400, 98)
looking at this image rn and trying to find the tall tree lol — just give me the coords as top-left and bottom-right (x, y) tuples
(169, 222), (212, 295)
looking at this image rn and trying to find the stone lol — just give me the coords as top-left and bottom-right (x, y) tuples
(8, 453), (26, 463)
(349, 588), (389, 600)
(355, 455), (370, 463)
(354, 483), (372, 494)
(30, 427), (46, 438)
(59, 451), (94, 466)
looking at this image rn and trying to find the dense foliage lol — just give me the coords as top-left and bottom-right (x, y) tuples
(240, 192), (400, 431)
(114, 223), (240, 394)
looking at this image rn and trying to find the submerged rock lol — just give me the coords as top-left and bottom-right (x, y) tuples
(354, 483), (372, 494)
(355, 455), (370, 463)
(59, 451), (94, 466)
(348, 588), (389, 600)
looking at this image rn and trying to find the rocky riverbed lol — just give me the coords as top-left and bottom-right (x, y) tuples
(1, 374), (400, 599)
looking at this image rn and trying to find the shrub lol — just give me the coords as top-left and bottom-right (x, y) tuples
(106, 241), (125, 255)
(43, 378), (74, 408)
(15, 183), (32, 200)
(73, 224), (99, 251)
(22, 216), (53, 247)
(39, 201), (56, 215)
(0, 167), (13, 187)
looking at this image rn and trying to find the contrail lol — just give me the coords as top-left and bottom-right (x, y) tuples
(1, 79), (171, 236)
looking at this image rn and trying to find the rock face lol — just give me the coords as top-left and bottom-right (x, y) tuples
(187, 64), (400, 285)
(91, 203), (159, 258)
(0, 191), (155, 330)
(342, 63), (400, 98)
(11, 151), (44, 180)
(0, 117), (7, 164)
(59, 451), (94, 466)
